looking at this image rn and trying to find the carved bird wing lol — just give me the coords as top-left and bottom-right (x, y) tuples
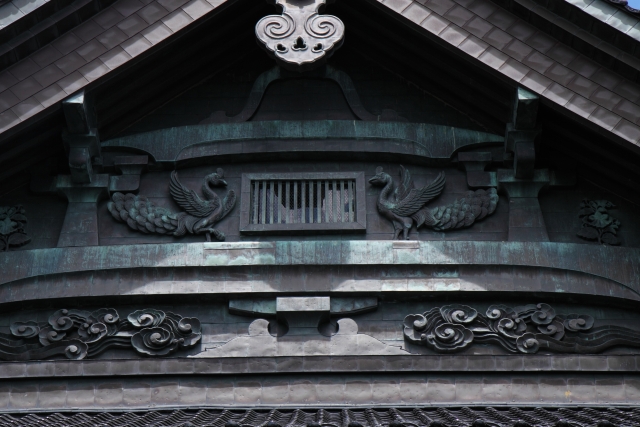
(393, 165), (414, 203)
(391, 172), (446, 217)
(169, 171), (219, 218)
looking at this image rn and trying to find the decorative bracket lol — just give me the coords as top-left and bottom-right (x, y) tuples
(108, 155), (148, 193)
(62, 91), (100, 184)
(229, 296), (378, 336)
(256, 0), (344, 71)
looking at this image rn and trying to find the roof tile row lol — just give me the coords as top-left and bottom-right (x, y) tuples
(0, 0), (224, 133)
(0, 0), (48, 30)
(384, 0), (640, 146)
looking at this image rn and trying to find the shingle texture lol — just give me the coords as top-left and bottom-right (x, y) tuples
(381, 0), (640, 147)
(0, 0), (48, 30)
(0, 407), (638, 426)
(0, 0), (224, 132)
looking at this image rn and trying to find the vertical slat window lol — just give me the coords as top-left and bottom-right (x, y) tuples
(249, 178), (357, 225)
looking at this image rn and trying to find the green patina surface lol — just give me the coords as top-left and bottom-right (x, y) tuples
(0, 241), (638, 299)
(102, 121), (503, 162)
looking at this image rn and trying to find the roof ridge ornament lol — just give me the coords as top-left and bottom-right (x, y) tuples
(256, 0), (345, 71)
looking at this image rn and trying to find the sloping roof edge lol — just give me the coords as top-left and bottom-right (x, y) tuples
(378, 0), (640, 151)
(0, 0), (638, 154)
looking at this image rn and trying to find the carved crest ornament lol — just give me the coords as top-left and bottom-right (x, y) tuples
(255, 0), (345, 71)
(108, 169), (236, 241)
(369, 166), (498, 239)
(0, 205), (30, 251)
(577, 198), (621, 245)
(3, 308), (201, 360)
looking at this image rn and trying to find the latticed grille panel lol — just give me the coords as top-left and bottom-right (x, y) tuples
(250, 179), (357, 225)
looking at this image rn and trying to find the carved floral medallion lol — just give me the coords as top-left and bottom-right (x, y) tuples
(0, 205), (30, 251)
(577, 199), (621, 245)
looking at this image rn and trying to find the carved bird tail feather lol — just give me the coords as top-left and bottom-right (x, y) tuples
(413, 188), (498, 231)
(108, 192), (189, 236)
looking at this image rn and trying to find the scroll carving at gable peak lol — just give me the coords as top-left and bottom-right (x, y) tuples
(256, 0), (345, 71)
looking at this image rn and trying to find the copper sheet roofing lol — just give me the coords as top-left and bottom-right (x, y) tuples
(0, 0), (638, 149)
(0, 407), (638, 426)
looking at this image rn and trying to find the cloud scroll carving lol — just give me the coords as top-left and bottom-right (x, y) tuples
(1, 308), (201, 360)
(404, 303), (640, 354)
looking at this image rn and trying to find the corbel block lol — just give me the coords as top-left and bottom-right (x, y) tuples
(458, 152), (497, 188)
(512, 87), (539, 130)
(514, 141), (536, 179)
(62, 91), (100, 184)
(55, 174), (109, 247)
(276, 296), (330, 329)
(62, 91), (96, 134)
(109, 155), (149, 193)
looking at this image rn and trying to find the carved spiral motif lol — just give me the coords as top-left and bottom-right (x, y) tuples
(165, 312), (202, 347)
(64, 341), (88, 360)
(516, 333), (539, 353)
(403, 303), (626, 354)
(178, 318), (193, 333)
(497, 317), (527, 338)
(38, 327), (66, 346)
(563, 314), (594, 332)
(305, 14), (343, 39)
(131, 327), (180, 356)
(486, 305), (516, 320)
(402, 313), (429, 343)
(77, 322), (108, 343)
(128, 309), (165, 328)
(425, 323), (474, 352)
(411, 314), (428, 331)
(48, 309), (76, 331)
(5, 307), (202, 361)
(256, 14), (295, 41)
(529, 304), (555, 326)
(440, 305), (477, 324)
(10, 321), (39, 339)
(537, 320), (565, 340)
(90, 308), (119, 325)
(254, 2), (345, 70)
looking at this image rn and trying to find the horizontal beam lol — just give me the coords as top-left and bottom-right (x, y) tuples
(101, 121), (503, 163)
(0, 241), (638, 303)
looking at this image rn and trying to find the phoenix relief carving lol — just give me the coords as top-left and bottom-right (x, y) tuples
(256, 0), (344, 71)
(369, 166), (498, 239)
(108, 169), (236, 241)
